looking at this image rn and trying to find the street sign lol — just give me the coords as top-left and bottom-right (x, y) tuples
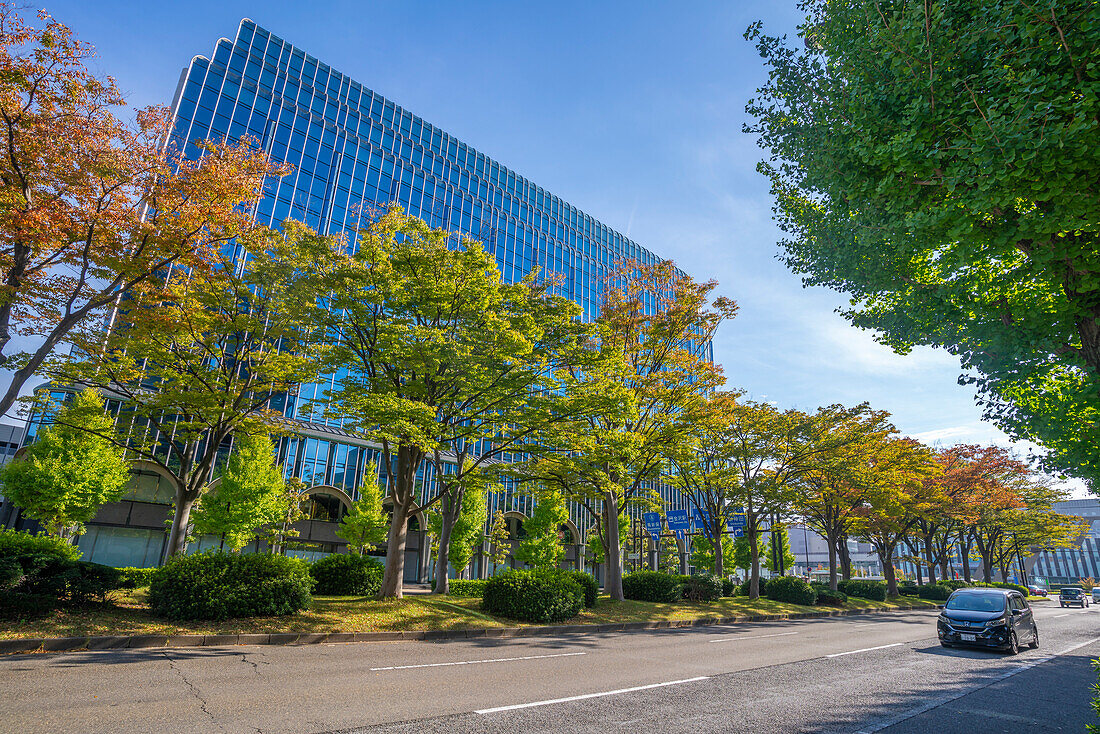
(727, 511), (746, 539)
(691, 507), (712, 532)
(642, 512), (663, 543)
(666, 509), (690, 541)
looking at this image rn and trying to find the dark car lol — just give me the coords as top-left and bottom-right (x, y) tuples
(937, 588), (1038, 654)
(1060, 587), (1089, 608)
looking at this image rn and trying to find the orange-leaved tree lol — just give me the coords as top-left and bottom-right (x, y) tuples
(0, 5), (282, 420)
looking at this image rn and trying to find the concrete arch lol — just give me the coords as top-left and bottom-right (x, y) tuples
(305, 484), (354, 511)
(560, 518), (581, 545)
(380, 498), (426, 532)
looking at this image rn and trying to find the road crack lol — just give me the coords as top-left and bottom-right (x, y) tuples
(161, 651), (225, 732)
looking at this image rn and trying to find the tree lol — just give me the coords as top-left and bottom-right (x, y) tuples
(191, 433), (287, 552)
(0, 388), (128, 539)
(0, 6), (281, 421)
(428, 479), (488, 580)
(486, 510), (511, 573)
(586, 513), (630, 579)
(690, 533), (737, 577)
(851, 438), (937, 596)
(521, 261), (735, 600)
(514, 487), (569, 570)
(337, 478), (388, 555)
(746, 1), (1100, 487)
(50, 222), (332, 559)
(266, 478), (309, 556)
(796, 405), (895, 589)
(319, 207), (590, 598)
(763, 522), (796, 575)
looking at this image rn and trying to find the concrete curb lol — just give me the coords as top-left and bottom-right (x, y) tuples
(0, 604), (934, 655)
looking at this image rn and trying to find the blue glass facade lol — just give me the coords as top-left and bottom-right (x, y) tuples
(2, 20), (699, 574)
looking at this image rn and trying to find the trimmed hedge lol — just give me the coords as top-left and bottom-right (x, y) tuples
(118, 567), (157, 589)
(682, 573), (722, 602)
(566, 571), (599, 608)
(309, 553), (383, 596)
(766, 575), (817, 606)
(898, 582), (919, 597)
(447, 579), (488, 597)
(0, 529), (122, 603)
(738, 576), (771, 597)
(622, 571), (683, 603)
(720, 577), (736, 597)
(985, 581), (1029, 596)
(0, 591), (56, 619)
(916, 583), (952, 601)
(482, 569), (583, 623)
(838, 579), (887, 602)
(149, 552), (313, 621)
(810, 582), (848, 606)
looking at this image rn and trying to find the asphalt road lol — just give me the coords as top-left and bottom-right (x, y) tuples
(0, 602), (1096, 734)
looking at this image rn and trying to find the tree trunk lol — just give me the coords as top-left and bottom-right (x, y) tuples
(603, 493), (624, 601)
(982, 554), (993, 583)
(713, 528), (724, 577)
(432, 488), (462, 595)
(959, 530), (976, 581)
(164, 485), (198, 560)
(881, 545), (898, 596)
(748, 528), (761, 600)
(826, 529), (839, 591)
(380, 500), (411, 599)
(925, 542), (937, 584)
(838, 534), (852, 580)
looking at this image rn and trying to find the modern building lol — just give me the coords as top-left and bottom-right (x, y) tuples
(1029, 498), (1100, 585)
(3, 20), (697, 576)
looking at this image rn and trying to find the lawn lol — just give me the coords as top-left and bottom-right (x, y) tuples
(0, 589), (938, 641)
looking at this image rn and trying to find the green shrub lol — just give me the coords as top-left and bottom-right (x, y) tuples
(839, 579), (887, 601)
(566, 571), (599, 607)
(720, 577), (736, 597)
(898, 582), (919, 596)
(682, 573), (722, 602)
(447, 579), (488, 597)
(148, 552), (313, 620)
(67, 561), (123, 603)
(916, 583), (952, 601)
(622, 571), (683, 603)
(738, 576), (771, 596)
(481, 569), (583, 624)
(0, 528), (81, 563)
(937, 579), (971, 591)
(0, 558), (22, 590)
(0, 591), (56, 619)
(766, 575), (817, 606)
(118, 567), (157, 589)
(309, 553), (383, 596)
(989, 581), (1029, 596)
(810, 581), (848, 605)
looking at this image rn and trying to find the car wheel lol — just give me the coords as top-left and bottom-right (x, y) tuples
(1006, 631), (1019, 655)
(1029, 626), (1039, 649)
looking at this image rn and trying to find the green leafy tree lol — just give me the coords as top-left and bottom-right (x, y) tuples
(0, 388), (129, 539)
(763, 523), (796, 575)
(520, 261), (735, 600)
(690, 533), (737, 576)
(191, 432), (287, 552)
(514, 487), (569, 570)
(745, 2), (1100, 487)
(428, 480), (488, 580)
(337, 478), (388, 555)
(50, 222), (333, 559)
(486, 510), (511, 572)
(732, 535), (752, 576)
(318, 207), (590, 598)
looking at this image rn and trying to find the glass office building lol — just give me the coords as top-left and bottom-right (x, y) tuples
(2, 20), (700, 575)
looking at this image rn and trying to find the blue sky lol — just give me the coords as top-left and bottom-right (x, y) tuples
(26, 1), (1079, 492)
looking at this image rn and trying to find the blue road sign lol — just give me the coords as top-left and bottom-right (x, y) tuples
(643, 512), (663, 541)
(691, 507), (712, 532)
(666, 509), (690, 541)
(727, 511), (746, 539)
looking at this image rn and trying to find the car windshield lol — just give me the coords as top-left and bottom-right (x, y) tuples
(1063, 589), (1082, 595)
(945, 594), (1006, 612)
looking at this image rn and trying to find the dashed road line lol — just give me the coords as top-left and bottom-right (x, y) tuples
(370, 651), (586, 671)
(826, 643), (904, 658)
(708, 631), (800, 644)
(475, 676), (710, 714)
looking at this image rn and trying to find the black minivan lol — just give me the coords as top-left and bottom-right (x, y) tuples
(937, 588), (1038, 654)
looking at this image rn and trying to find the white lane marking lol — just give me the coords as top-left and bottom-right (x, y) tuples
(371, 651), (585, 671)
(475, 676), (710, 714)
(708, 631), (799, 644)
(1053, 613), (1072, 618)
(826, 642), (904, 658)
(853, 634), (1100, 733)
